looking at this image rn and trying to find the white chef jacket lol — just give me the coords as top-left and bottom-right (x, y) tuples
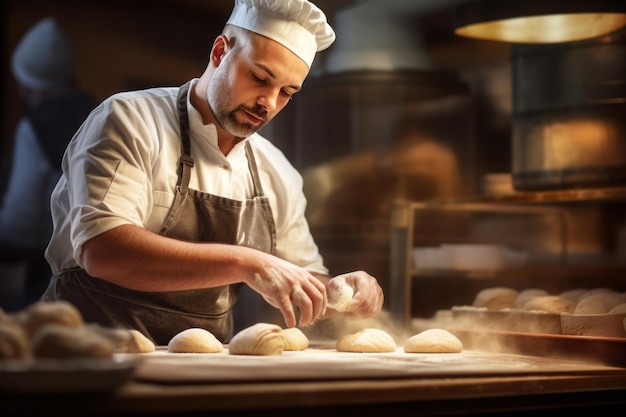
(45, 79), (328, 276)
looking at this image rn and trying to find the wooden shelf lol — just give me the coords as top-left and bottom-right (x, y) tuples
(420, 186), (626, 207)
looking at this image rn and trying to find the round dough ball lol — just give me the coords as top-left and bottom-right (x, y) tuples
(575, 292), (624, 314)
(575, 297), (606, 314)
(472, 287), (518, 309)
(281, 327), (309, 351)
(327, 274), (354, 312)
(336, 328), (396, 353)
(609, 303), (626, 314)
(83, 325), (156, 353)
(0, 322), (29, 359)
(229, 323), (284, 356)
(404, 329), (463, 353)
(512, 288), (549, 309)
(522, 295), (576, 314)
(30, 324), (115, 359)
(85, 324), (132, 352)
(168, 328), (223, 353)
(14, 301), (83, 338)
(579, 288), (617, 299)
(127, 329), (156, 353)
(559, 288), (588, 302)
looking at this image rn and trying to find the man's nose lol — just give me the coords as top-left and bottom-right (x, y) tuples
(257, 89), (278, 112)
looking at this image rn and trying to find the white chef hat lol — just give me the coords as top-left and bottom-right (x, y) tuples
(11, 17), (76, 90)
(226, 0), (335, 68)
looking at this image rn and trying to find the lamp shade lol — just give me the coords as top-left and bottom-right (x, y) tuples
(454, 0), (626, 43)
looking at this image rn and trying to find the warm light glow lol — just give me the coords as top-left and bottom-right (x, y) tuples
(455, 13), (626, 43)
(543, 119), (618, 168)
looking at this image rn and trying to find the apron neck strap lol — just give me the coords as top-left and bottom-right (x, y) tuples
(176, 81), (194, 192)
(244, 141), (266, 197)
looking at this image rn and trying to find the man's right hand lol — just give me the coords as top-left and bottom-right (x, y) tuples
(245, 254), (327, 328)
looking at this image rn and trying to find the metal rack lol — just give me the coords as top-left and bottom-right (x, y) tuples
(388, 187), (626, 328)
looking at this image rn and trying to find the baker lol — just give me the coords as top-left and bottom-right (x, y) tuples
(42, 0), (384, 345)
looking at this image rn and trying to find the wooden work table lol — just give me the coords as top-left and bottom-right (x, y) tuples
(4, 373), (626, 416)
(2, 344), (626, 416)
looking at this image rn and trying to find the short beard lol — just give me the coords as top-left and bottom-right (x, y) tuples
(220, 108), (261, 138)
(207, 78), (266, 138)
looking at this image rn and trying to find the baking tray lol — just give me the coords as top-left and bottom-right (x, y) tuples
(448, 328), (626, 367)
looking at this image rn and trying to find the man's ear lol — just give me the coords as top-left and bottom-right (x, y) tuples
(210, 35), (230, 66)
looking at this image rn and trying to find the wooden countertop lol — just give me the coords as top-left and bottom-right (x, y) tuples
(3, 371), (626, 416)
(2, 345), (626, 416)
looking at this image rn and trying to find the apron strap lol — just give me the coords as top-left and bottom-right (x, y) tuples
(245, 141), (266, 197)
(176, 81), (195, 193)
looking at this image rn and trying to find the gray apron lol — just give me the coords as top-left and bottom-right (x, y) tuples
(42, 81), (278, 345)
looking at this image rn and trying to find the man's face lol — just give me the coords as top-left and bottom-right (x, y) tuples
(207, 32), (309, 138)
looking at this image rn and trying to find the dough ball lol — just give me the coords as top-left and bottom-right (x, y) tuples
(512, 288), (549, 309)
(168, 328), (223, 353)
(13, 301), (83, 338)
(85, 324), (133, 352)
(559, 288), (588, 302)
(82, 325), (155, 354)
(575, 296), (606, 314)
(579, 288), (617, 299)
(327, 274), (354, 312)
(609, 303), (626, 314)
(0, 321), (29, 360)
(229, 323), (284, 356)
(404, 329), (463, 353)
(281, 327), (309, 351)
(336, 328), (396, 353)
(126, 329), (156, 353)
(30, 324), (115, 359)
(472, 287), (518, 309)
(575, 292), (624, 314)
(522, 295), (576, 314)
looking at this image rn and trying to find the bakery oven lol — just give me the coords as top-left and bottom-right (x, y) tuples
(511, 28), (626, 191)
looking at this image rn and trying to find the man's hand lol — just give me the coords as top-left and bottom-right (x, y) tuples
(325, 271), (384, 318)
(245, 255), (327, 328)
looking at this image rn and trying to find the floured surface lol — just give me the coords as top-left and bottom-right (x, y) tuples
(125, 342), (626, 384)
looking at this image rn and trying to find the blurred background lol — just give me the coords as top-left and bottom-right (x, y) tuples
(3, 0), (626, 321)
